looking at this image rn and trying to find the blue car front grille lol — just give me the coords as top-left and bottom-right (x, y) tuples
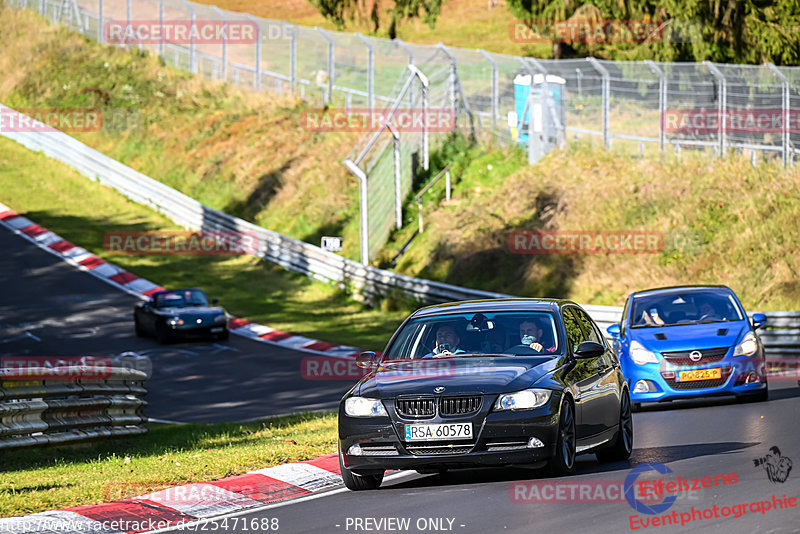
(661, 347), (729, 366)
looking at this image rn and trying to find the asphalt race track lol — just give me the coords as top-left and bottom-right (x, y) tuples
(164, 383), (800, 533)
(0, 226), (357, 423)
(3, 222), (800, 534)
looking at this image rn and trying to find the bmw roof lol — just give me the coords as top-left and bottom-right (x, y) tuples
(410, 298), (574, 318)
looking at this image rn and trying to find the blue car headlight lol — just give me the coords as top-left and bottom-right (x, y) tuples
(494, 389), (551, 411)
(733, 331), (758, 357)
(167, 316), (184, 326)
(214, 314), (227, 324)
(344, 397), (386, 417)
(630, 340), (658, 365)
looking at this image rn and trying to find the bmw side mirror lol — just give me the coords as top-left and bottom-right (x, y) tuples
(575, 341), (604, 359)
(607, 324), (621, 339)
(752, 313), (766, 330)
(356, 351), (378, 369)
(212, 298), (219, 305)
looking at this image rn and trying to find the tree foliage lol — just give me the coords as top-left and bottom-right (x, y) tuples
(308, 0), (444, 38)
(506, 0), (800, 64)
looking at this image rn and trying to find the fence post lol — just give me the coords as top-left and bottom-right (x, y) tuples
(445, 169), (451, 201)
(283, 23), (296, 93)
(479, 49), (498, 130)
(96, 0), (104, 43)
(211, 7), (227, 81)
(343, 160), (369, 265)
(766, 63), (790, 168)
(246, 15), (261, 90)
(409, 65), (430, 171)
(387, 123), (402, 230)
(587, 57), (610, 149)
(705, 61), (726, 158)
(317, 27), (335, 105)
(157, 0), (164, 55)
(184, 1), (196, 74)
(395, 39), (414, 109)
(438, 43), (458, 124)
(356, 34), (375, 112)
(645, 60), (666, 154)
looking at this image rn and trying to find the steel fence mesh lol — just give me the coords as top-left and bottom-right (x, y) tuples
(14, 0), (800, 260)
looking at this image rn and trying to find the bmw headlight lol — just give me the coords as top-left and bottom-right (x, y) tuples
(733, 331), (758, 357)
(630, 340), (658, 365)
(214, 314), (227, 324)
(167, 316), (184, 326)
(494, 389), (551, 411)
(344, 397), (386, 417)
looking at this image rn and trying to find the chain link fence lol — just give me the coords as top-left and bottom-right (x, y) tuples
(11, 0), (800, 261)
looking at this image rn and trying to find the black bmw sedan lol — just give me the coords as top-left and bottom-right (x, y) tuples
(338, 299), (633, 490)
(134, 288), (228, 344)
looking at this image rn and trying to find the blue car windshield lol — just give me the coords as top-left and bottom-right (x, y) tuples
(631, 290), (743, 328)
(154, 289), (208, 308)
(383, 312), (561, 360)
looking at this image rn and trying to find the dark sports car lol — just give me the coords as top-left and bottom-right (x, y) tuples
(134, 288), (228, 344)
(338, 299), (633, 490)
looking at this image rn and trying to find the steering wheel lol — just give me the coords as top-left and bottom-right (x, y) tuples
(502, 344), (544, 355)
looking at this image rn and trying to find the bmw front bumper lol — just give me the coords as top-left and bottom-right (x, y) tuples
(338, 393), (562, 475)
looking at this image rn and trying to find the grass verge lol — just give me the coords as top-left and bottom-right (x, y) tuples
(0, 136), (409, 350)
(0, 412), (337, 517)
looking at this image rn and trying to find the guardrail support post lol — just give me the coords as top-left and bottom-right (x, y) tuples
(317, 27), (335, 105)
(479, 49), (498, 130)
(705, 61), (726, 158)
(445, 169), (451, 201)
(344, 160), (369, 265)
(588, 57), (610, 149)
(357, 34), (375, 112)
(645, 60), (666, 154)
(767, 63), (790, 168)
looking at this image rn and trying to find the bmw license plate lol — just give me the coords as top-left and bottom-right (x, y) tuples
(404, 423), (472, 441)
(678, 368), (722, 382)
(210, 327), (224, 333)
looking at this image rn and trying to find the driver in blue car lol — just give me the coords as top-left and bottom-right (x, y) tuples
(424, 324), (466, 358)
(520, 320), (557, 353)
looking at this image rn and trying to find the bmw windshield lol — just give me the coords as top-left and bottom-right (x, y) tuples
(382, 311), (562, 360)
(631, 289), (744, 328)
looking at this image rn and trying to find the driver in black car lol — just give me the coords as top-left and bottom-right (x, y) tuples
(422, 324), (466, 358)
(519, 319), (557, 353)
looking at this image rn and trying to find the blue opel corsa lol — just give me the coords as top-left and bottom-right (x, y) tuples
(608, 285), (768, 409)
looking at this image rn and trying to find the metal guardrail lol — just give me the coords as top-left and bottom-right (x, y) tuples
(0, 366), (148, 450)
(1, 105), (798, 358)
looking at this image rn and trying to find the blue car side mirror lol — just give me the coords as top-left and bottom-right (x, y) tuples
(607, 324), (621, 339)
(752, 313), (766, 330)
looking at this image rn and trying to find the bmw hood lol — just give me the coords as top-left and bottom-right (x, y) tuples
(630, 321), (748, 352)
(357, 356), (561, 397)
